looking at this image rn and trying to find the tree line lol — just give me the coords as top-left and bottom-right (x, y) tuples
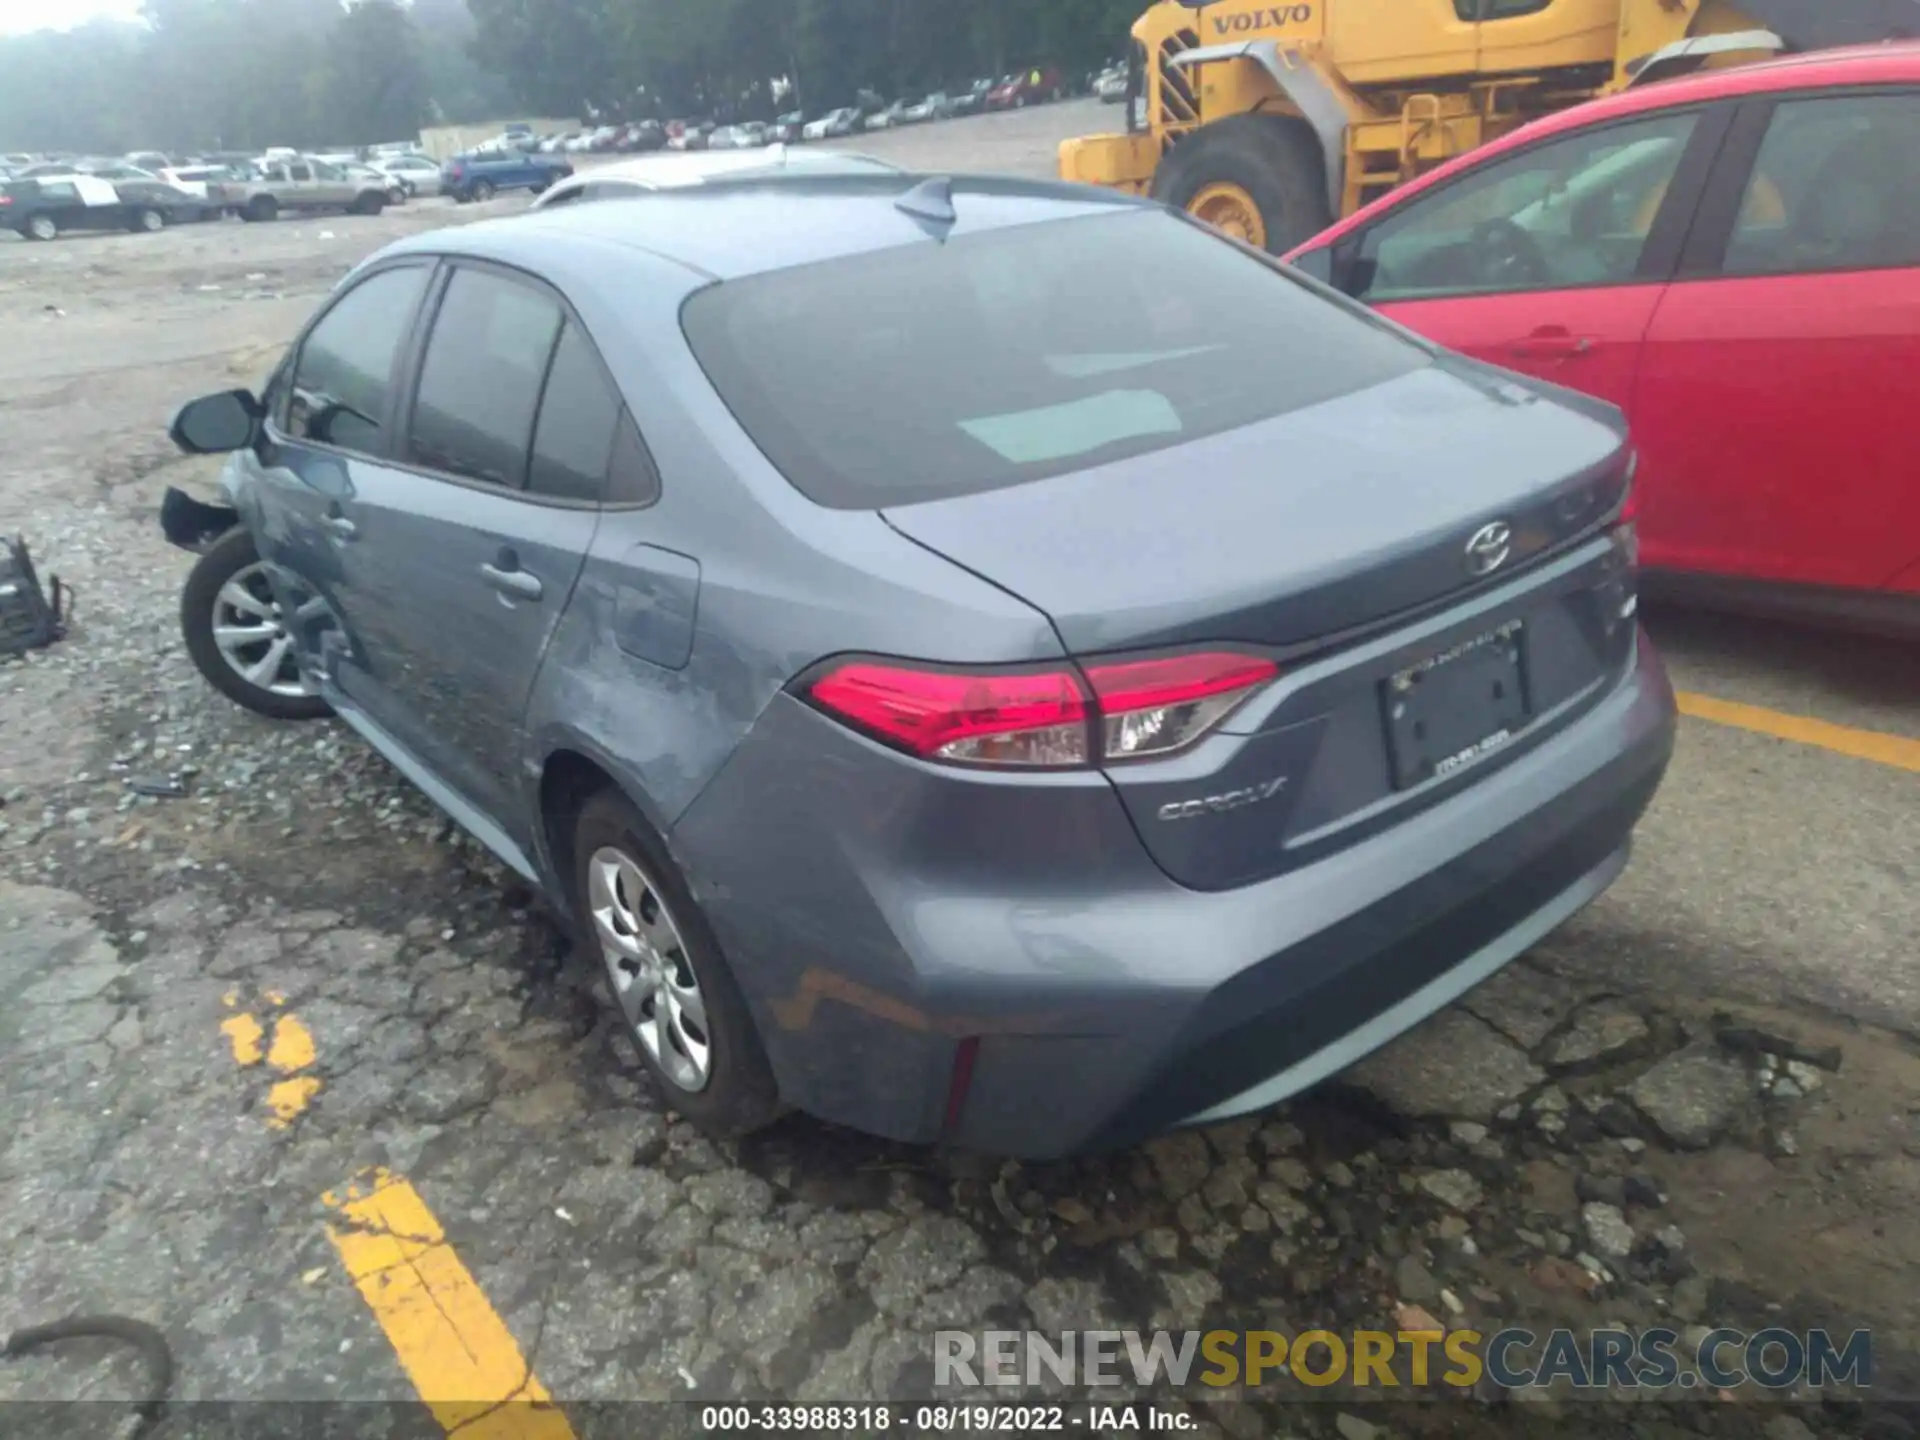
(0, 0), (1146, 157)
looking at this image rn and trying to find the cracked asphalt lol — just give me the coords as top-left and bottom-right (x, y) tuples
(2, 101), (1917, 1438)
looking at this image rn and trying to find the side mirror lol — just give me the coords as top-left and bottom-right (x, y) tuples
(170, 389), (262, 455)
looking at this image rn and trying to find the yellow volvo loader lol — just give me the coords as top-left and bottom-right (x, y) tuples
(1059, 0), (1919, 251)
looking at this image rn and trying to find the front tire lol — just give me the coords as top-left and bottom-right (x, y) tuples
(131, 206), (166, 233)
(180, 527), (332, 721)
(243, 195), (278, 223)
(570, 788), (781, 1136)
(1150, 112), (1333, 256)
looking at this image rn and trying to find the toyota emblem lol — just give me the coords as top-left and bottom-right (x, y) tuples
(1465, 521), (1513, 577)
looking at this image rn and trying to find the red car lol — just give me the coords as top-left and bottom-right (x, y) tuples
(1284, 43), (1920, 633)
(987, 67), (1066, 110)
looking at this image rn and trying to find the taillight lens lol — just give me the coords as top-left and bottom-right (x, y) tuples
(1085, 652), (1280, 760)
(804, 650), (1278, 769)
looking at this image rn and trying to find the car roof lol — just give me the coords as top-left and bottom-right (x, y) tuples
(1303, 41), (1920, 247)
(384, 172), (1152, 282)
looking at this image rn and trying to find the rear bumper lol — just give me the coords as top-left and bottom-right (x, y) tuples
(672, 631), (1675, 1158)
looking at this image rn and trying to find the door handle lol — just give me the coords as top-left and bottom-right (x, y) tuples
(323, 514), (356, 540)
(1508, 329), (1596, 359)
(480, 563), (543, 601)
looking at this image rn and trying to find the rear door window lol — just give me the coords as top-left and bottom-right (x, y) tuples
(406, 266), (564, 489)
(1721, 91), (1920, 276)
(526, 322), (622, 502)
(680, 207), (1425, 509)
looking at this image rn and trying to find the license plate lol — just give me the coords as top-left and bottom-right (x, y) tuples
(1382, 619), (1530, 790)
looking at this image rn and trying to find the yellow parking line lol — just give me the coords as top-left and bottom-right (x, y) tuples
(217, 998), (574, 1438)
(324, 1169), (576, 1439)
(1677, 691), (1920, 773)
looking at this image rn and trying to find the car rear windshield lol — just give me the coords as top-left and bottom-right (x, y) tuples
(680, 207), (1428, 509)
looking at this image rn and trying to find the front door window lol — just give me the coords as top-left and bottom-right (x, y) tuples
(1352, 111), (1700, 302)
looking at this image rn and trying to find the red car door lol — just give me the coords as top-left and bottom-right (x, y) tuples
(1334, 107), (1727, 421)
(1629, 88), (1920, 593)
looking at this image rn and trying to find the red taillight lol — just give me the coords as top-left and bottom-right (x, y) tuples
(805, 650), (1278, 769)
(807, 661), (1089, 766)
(0, 195), (11, 206)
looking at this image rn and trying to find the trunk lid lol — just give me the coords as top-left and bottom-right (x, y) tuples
(881, 362), (1629, 657)
(884, 363), (1639, 893)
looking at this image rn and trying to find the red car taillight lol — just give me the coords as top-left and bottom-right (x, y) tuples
(805, 650), (1279, 769)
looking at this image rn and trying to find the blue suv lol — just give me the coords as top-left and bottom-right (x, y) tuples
(443, 149), (571, 203)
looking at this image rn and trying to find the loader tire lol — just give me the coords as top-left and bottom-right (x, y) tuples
(1151, 112), (1332, 256)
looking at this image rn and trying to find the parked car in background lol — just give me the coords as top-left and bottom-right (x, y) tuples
(163, 171), (1672, 1155)
(442, 148), (572, 203)
(709, 123), (771, 150)
(373, 154), (442, 197)
(802, 108), (861, 141)
(902, 92), (955, 124)
(864, 100), (909, 130)
(667, 124), (715, 152)
(987, 67), (1066, 109)
(1284, 42), (1920, 634)
(530, 147), (899, 209)
(2, 172), (212, 239)
(770, 112), (805, 143)
(619, 121), (667, 152)
(209, 156), (391, 221)
(1095, 63), (1130, 103)
(159, 163), (234, 197)
(344, 161), (409, 206)
(951, 79), (995, 116)
(540, 133), (577, 153)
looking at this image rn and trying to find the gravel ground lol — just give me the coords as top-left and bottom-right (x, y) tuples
(1, 102), (1917, 1437)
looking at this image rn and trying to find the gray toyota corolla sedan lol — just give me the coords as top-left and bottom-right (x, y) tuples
(165, 171), (1675, 1157)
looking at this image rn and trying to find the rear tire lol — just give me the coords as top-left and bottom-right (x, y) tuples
(181, 527), (333, 722)
(471, 179), (496, 202)
(569, 788), (782, 1137)
(25, 213), (58, 241)
(1150, 112), (1333, 256)
(243, 195), (278, 223)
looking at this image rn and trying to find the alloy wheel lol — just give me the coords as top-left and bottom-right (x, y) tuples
(210, 561), (312, 698)
(588, 845), (712, 1092)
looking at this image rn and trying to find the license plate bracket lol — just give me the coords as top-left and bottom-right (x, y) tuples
(1382, 619), (1530, 790)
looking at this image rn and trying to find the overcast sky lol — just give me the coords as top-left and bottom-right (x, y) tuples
(0, 0), (147, 36)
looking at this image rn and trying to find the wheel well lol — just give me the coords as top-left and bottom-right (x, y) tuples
(539, 749), (615, 891)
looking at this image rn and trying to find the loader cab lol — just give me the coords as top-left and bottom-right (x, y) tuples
(1326, 0), (1622, 85)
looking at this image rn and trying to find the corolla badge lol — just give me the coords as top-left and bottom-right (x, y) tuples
(1157, 775), (1288, 822)
(1465, 521), (1514, 577)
